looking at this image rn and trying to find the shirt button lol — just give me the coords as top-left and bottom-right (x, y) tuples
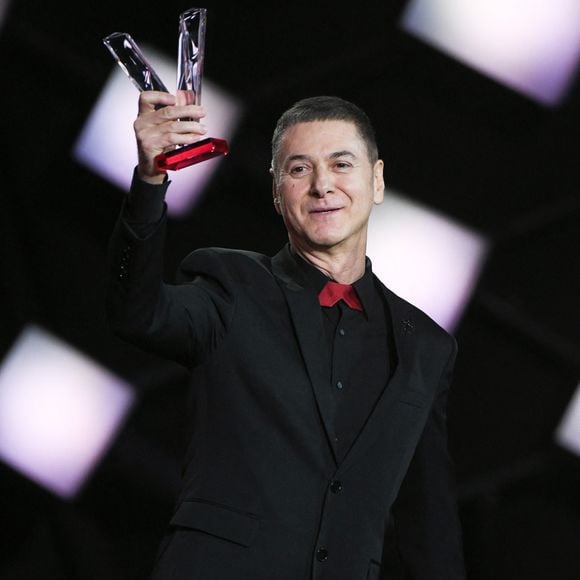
(339, 328), (346, 336)
(316, 548), (329, 562)
(336, 381), (343, 390)
(330, 480), (343, 494)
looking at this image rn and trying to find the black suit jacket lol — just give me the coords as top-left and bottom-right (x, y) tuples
(106, 208), (465, 580)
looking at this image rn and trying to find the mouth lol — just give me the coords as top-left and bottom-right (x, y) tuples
(309, 207), (342, 215)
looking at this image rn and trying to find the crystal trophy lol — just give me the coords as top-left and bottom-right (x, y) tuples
(103, 7), (228, 171)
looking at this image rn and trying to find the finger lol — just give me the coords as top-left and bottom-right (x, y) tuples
(135, 118), (207, 154)
(164, 119), (208, 135)
(153, 122), (208, 150)
(138, 91), (176, 114)
(133, 107), (207, 140)
(157, 104), (207, 122)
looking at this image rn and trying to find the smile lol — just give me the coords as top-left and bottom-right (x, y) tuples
(309, 207), (342, 214)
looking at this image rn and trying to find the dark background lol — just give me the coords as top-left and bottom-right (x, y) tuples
(1, 1), (579, 578)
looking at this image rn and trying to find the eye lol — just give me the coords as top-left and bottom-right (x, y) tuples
(288, 164), (312, 176)
(334, 160), (352, 171)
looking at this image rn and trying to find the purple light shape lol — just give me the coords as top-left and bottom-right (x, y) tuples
(0, 325), (135, 499)
(367, 190), (489, 332)
(555, 380), (580, 456)
(400, 0), (580, 106)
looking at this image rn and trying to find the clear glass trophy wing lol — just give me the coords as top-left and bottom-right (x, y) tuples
(176, 7), (206, 105)
(103, 32), (168, 93)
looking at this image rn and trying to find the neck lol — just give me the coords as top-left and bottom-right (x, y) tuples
(291, 241), (367, 284)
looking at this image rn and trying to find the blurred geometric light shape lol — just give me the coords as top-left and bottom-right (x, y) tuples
(367, 190), (489, 332)
(0, 0), (12, 32)
(555, 380), (580, 456)
(400, 0), (580, 106)
(73, 44), (243, 217)
(0, 325), (135, 499)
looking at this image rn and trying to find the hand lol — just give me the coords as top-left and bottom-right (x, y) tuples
(133, 91), (207, 183)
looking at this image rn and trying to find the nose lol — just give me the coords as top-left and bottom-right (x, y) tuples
(310, 166), (333, 198)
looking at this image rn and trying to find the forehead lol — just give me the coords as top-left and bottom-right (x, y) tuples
(279, 120), (365, 159)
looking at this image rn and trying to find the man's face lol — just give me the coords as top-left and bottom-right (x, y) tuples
(272, 120), (384, 256)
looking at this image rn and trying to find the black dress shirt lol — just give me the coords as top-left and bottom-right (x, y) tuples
(290, 251), (394, 463)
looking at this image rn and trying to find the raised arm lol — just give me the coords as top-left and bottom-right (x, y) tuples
(105, 91), (230, 368)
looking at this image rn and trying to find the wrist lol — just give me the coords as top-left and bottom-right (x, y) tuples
(137, 164), (167, 185)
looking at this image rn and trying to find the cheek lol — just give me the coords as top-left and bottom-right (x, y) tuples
(280, 184), (303, 210)
(336, 175), (365, 198)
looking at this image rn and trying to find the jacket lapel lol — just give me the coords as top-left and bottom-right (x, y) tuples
(271, 246), (426, 474)
(335, 281), (421, 476)
(271, 245), (339, 462)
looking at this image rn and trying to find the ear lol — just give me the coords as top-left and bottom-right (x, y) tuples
(271, 171), (282, 215)
(372, 159), (385, 205)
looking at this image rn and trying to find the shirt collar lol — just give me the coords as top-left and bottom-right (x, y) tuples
(289, 246), (375, 317)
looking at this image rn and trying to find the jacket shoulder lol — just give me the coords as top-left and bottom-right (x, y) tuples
(176, 247), (273, 284)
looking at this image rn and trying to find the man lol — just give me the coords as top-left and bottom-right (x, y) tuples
(106, 92), (466, 579)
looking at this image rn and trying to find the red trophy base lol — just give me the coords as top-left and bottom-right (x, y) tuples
(156, 137), (229, 171)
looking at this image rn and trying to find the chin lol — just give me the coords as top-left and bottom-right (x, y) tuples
(305, 235), (344, 250)
(290, 226), (346, 251)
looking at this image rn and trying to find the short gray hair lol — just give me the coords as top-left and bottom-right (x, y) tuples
(271, 95), (379, 177)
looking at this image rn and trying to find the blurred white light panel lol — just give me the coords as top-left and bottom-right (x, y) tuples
(367, 190), (488, 332)
(0, 0), (12, 31)
(555, 380), (580, 456)
(400, 0), (580, 106)
(0, 325), (135, 499)
(74, 45), (243, 217)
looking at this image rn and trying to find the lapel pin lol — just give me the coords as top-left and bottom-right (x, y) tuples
(401, 319), (415, 334)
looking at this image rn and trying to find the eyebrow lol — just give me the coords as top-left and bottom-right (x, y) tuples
(286, 151), (357, 164)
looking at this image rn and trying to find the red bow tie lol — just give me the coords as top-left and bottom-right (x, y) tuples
(318, 281), (363, 312)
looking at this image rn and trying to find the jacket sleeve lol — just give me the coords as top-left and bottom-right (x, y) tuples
(383, 338), (466, 580)
(105, 198), (234, 369)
